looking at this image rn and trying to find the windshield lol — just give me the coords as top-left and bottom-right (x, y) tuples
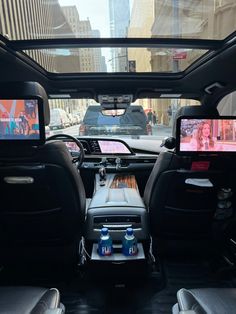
(48, 98), (200, 152)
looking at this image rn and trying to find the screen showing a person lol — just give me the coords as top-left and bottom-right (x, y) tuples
(98, 140), (131, 154)
(179, 118), (236, 152)
(0, 99), (40, 140)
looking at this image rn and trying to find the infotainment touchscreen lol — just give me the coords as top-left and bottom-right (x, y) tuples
(0, 99), (44, 142)
(98, 140), (131, 154)
(176, 117), (236, 154)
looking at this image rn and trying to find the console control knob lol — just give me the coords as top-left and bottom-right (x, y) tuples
(115, 157), (121, 170)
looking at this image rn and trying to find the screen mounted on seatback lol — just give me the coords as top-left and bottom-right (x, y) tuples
(177, 117), (236, 154)
(0, 99), (44, 142)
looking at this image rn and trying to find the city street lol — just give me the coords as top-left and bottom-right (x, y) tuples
(49, 124), (80, 137)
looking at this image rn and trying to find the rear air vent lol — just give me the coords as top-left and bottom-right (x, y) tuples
(93, 215), (141, 230)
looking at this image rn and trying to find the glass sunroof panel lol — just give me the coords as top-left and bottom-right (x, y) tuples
(24, 47), (208, 73)
(0, 0), (235, 41)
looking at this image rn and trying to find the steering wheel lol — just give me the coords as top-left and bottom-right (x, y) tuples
(46, 134), (85, 167)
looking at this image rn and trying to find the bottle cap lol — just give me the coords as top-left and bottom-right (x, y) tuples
(222, 188), (232, 193)
(101, 227), (108, 235)
(126, 227), (133, 236)
(217, 200), (232, 209)
(218, 188), (232, 200)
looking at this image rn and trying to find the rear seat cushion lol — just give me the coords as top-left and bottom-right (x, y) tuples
(176, 288), (236, 314)
(0, 286), (63, 314)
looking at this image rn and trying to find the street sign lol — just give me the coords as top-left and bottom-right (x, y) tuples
(172, 50), (187, 60)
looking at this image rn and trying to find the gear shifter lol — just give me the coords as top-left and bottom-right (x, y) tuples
(98, 157), (107, 186)
(99, 166), (106, 181)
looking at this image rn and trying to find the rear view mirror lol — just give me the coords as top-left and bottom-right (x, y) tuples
(98, 94), (132, 111)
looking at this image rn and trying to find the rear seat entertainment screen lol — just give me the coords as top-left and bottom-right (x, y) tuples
(177, 117), (236, 153)
(0, 99), (40, 140)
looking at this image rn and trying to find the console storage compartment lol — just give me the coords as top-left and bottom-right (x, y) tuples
(85, 187), (149, 242)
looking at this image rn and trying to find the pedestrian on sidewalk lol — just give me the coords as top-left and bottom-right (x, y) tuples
(152, 111), (157, 125)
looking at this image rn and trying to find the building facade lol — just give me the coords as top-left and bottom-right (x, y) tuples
(0, 0), (77, 73)
(109, 0), (130, 72)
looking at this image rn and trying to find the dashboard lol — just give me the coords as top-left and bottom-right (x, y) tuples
(62, 137), (157, 171)
(61, 137), (157, 198)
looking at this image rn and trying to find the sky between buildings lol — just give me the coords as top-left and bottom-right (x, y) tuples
(59, 0), (133, 37)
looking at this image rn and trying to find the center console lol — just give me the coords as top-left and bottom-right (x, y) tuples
(86, 186), (149, 242)
(85, 172), (149, 264)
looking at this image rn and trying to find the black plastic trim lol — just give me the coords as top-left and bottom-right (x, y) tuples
(8, 37), (222, 50)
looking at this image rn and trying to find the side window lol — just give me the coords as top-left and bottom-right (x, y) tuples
(217, 91), (236, 116)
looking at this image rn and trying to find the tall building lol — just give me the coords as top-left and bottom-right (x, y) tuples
(128, 0), (154, 72)
(109, 0), (130, 72)
(61, 5), (81, 35)
(101, 56), (107, 72)
(77, 19), (95, 72)
(62, 6), (106, 73)
(150, 0), (236, 74)
(92, 30), (107, 72)
(128, 0), (155, 110)
(149, 0), (235, 124)
(0, 0), (75, 72)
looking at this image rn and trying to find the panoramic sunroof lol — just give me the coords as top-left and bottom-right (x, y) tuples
(0, 0), (233, 74)
(0, 0), (235, 41)
(24, 47), (208, 73)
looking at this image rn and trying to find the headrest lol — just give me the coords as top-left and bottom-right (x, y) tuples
(160, 137), (176, 150)
(0, 82), (50, 125)
(172, 105), (219, 137)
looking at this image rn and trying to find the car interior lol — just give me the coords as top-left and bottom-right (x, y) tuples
(1, 1), (236, 313)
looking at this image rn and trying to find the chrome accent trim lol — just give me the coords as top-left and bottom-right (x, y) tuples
(102, 224), (132, 229)
(4, 176), (34, 184)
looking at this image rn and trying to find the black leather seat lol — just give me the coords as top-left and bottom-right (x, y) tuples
(0, 82), (86, 265)
(173, 287), (236, 314)
(143, 105), (229, 254)
(0, 286), (64, 314)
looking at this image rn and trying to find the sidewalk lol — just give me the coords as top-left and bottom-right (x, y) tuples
(152, 124), (172, 137)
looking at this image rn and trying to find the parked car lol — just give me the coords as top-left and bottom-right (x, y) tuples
(45, 126), (51, 138)
(79, 105), (150, 136)
(49, 108), (70, 129)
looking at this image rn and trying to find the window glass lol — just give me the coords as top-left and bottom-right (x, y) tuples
(48, 98), (200, 152)
(217, 91), (236, 116)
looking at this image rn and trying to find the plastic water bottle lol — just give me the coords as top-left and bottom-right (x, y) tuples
(122, 227), (138, 256)
(98, 227), (113, 256)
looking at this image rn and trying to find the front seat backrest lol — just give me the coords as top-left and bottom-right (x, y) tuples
(0, 82), (86, 266)
(144, 105), (223, 254)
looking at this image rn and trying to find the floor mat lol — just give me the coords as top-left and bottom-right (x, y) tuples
(136, 259), (234, 314)
(60, 272), (163, 314)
